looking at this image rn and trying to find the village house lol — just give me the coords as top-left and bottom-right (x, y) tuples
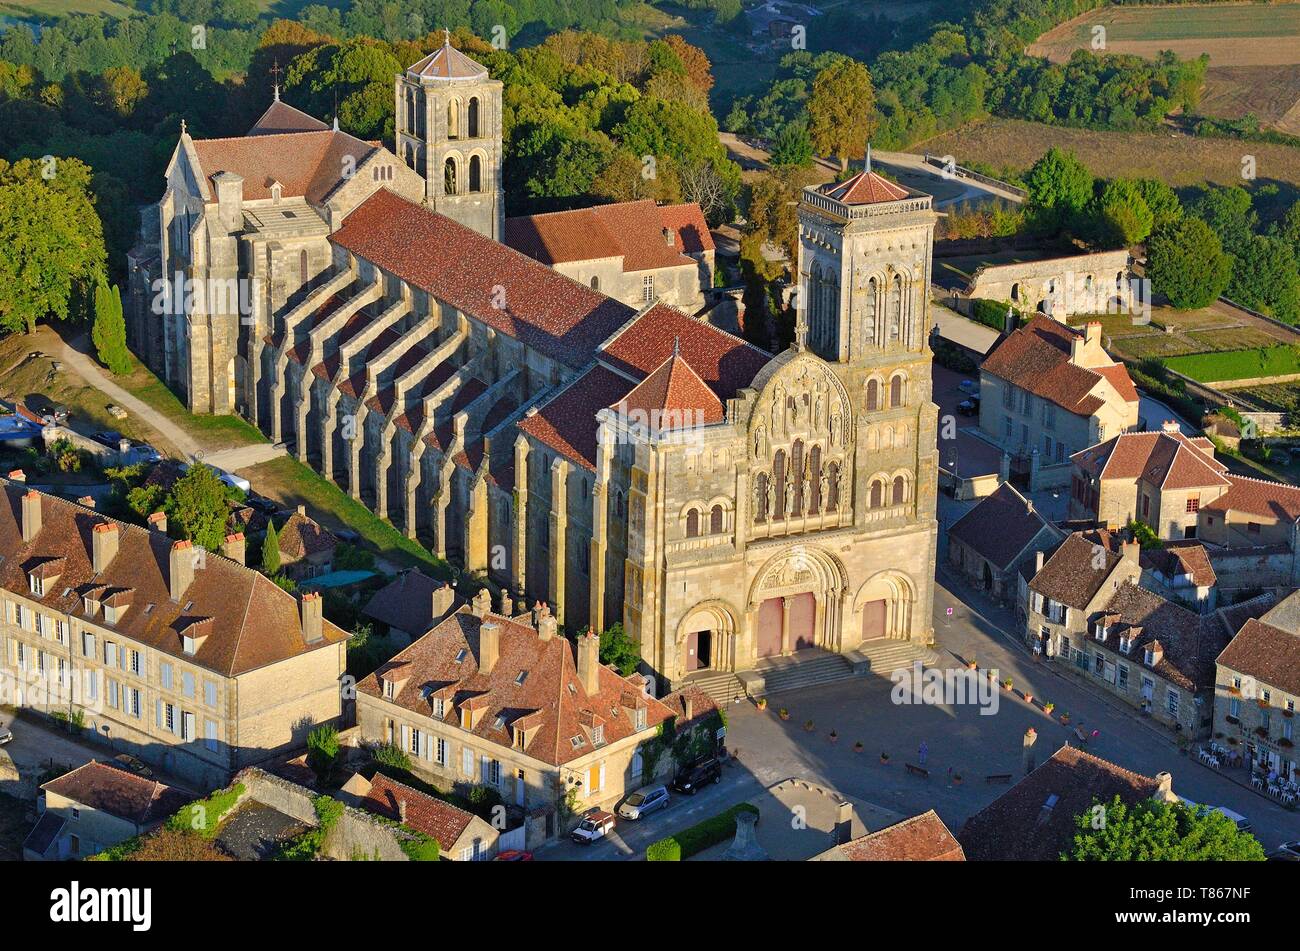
(946, 482), (1063, 604)
(1024, 529), (1142, 658)
(275, 506), (339, 581)
(0, 479), (349, 789)
(978, 316), (1139, 490)
(958, 745), (1179, 861)
(23, 761), (195, 861)
(504, 200), (715, 313)
(353, 591), (719, 844)
(812, 809), (965, 861)
(1215, 589), (1300, 783)
(341, 770), (501, 860)
(361, 568), (457, 644)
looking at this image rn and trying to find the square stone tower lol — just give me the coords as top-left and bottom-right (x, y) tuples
(395, 33), (504, 240)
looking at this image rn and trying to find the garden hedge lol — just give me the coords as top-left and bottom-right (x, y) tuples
(645, 802), (760, 861)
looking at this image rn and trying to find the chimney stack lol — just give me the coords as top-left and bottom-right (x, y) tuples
(662, 226), (675, 246)
(538, 614), (557, 642)
(470, 587), (492, 618)
(296, 504), (307, 517)
(577, 630), (600, 695)
(397, 798), (408, 823)
(20, 490), (41, 542)
(432, 581), (455, 621)
(147, 511), (168, 534)
(1161, 419), (1179, 434)
(169, 540), (196, 602)
(499, 587), (511, 616)
(833, 799), (854, 845)
(223, 532), (246, 565)
(301, 591), (323, 643)
(8, 469), (25, 482)
(1084, 321), (1101, 346)
(1154, 771), (1177, 803)
(682, 693), (694, 723)
(1121, 539), (1140, 565)
(1035, 550), (1045, 573)
(91, 522), (119, 573)
(479, 620), (500, 674)
(77, 495), (96, 509)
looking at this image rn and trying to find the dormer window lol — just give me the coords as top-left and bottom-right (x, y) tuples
(1144, 649), (1156, 666)
(592, 725), (605, 747)
(635, 707), (646, 730)
(182, 634), (197, 655)
(1119, 636), (1132, 655)
(432, 698), (445, 718)
(570, 734), (586, 750)
(28, 574), (43, 596)
(384, 679), (395, 700)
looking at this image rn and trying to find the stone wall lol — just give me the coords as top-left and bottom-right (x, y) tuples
(235, 767), (415, 861)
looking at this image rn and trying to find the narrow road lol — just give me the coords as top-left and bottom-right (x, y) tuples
(57, 334), (201, 459)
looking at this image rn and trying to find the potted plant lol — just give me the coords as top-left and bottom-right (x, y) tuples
(880, 752), (891, 765)
(853, 741), (864, 753)
(1002, 678), (1014, 692)
(953, 773), (963, 785)
(778, 707), (790, 721)
(966, 657), (977, 671)
(828, 729), (838, 743)
(756, 697), (767, 711)
(804, 719), (815, 732)
(1060, 711), (1071, 725)
(1022, 691), (1034, 704)
(1043, 701), (1055, 715)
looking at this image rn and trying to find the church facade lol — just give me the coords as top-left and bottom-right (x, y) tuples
(126, 39), (939, 690)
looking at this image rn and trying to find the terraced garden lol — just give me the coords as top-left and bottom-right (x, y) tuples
(1164, 345), (1300, 384)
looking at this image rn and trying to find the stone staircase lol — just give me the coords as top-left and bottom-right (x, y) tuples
(847, 638), (942, 677)
(740, 649), (856, 698)
(680, 669), (746, 706)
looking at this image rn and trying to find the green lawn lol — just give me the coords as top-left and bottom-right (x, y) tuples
(1164, 346), (1300, 384)
(0, 0), (134, 18)
(244, 455), (451, 577)
(119, 356), (266, 451)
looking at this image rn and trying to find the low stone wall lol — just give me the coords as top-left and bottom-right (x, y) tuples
(41, 425), (128, 466)
(235, 767), (416, 861)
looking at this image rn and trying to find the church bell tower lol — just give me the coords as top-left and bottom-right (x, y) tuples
(395, 32), (504, 239)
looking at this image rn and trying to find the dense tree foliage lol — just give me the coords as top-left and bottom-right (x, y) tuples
(165, 464), (243, 552)
(1065, 795), (1266, 861)
(1147, 217), (1233, 310)
(807, 58), (876, 172)
(92, 281), (132, 374)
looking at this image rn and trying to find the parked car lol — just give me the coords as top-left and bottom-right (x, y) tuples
(130, 443), (163, 464)
(672, 756), (722, 794)
(1269, 842), (1300, 861)
(245, 495), (279, 515)
(0, 723), (12, 745)
(494, 849), (534, 861)
(570, 809), (616, 844)
(957, 396), (980, 417)
(112, 754), (153, 779)
(957, 379), (978, 395)
(617, 783), (669, 820)
(91, 430), (124, 449)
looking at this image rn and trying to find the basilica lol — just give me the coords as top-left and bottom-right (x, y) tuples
(125, 37), (939, 693)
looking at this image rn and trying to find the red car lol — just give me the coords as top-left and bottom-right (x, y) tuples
(494, 849), (534, 861)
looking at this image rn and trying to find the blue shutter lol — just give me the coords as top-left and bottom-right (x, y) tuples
(160, 663), (172, 690)
(155, 698), (162, 728)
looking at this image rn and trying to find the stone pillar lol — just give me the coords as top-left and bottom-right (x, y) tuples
(295, 370), (311, 463)
(466, 474), (489, 573)
(404, 450), (423, 539)
(513, 436), (529, 599)
(270, 356), (287, 443)
(814, 593), (827, 651)
(320, 390), (340, 482)
(374, 436), (391, 520)
(549, 458), (569, 627)
(434, 458), (455, 559)
(347, 402), (367, 500)
(588, 421), (612, 634)
(780, 595), (792, 655)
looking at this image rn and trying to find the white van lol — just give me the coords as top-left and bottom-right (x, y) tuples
(1179, 797), (1251, 833)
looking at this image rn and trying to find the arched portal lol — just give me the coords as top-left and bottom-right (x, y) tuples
(747, 546), (849, 659)
(677, 600), (740, 676)
(853, 570), (917, 643)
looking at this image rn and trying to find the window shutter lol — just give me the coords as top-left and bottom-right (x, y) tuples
(480, 755), (489, 783)
(420, 731), (430, 761)
(462, 747), (472, 775)
(161, 663), (172, 690)
(155, 698), (162, 728)
(401, 724), (409, 752)
(598, 762), (605, 793)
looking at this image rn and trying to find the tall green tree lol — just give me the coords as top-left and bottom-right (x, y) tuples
(1024, 147), (1093, 234)
(1147, 217), (1232, 310)
(262, 521), (281, 575)
(164, 464), (236, 552)
(1065, 795), (1265, 861)
(0, 157), (106, 335)
(1089, 178), (1154, 249)
(92, 281), (131, 375)
(806, 58), (875, 172)
(769, 122), (813, 169)
(1228, 234), (1300, 324)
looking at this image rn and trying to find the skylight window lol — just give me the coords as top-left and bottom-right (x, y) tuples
(570, 735), (587, 750)
(454, 648), (468, 663)
(514, 670), (528, 685)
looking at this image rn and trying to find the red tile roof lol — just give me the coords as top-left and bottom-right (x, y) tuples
(1073, 430), (1229, 491)
(406, 40), (489, 80)
(331, 190), (635, 370)
(613, 349), (725, 427)
(248, 99), (329, 136)
(835, 810), (965, 861)
(517, 366), (634, 471)
(820, 170), (910, 205)
(1202, 473), (1300, 523)
(277, 511), (338, 560)
(359, 772), (477, 850)
(189, 129), (376, 204)
(948, 482), (1056, 571)
(982, 315), (1135, 417)
(356, 610), (673, 766)
(505, 200), (712, 273)
(1218, 617), (1300, 696)
(42, 761), (195, 826)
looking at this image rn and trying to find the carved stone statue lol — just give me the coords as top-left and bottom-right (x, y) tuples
(783, 480), (794, 516)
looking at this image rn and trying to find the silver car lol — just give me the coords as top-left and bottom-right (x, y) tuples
(617, 784), (669, 820)
(0, 724), (12, 745)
